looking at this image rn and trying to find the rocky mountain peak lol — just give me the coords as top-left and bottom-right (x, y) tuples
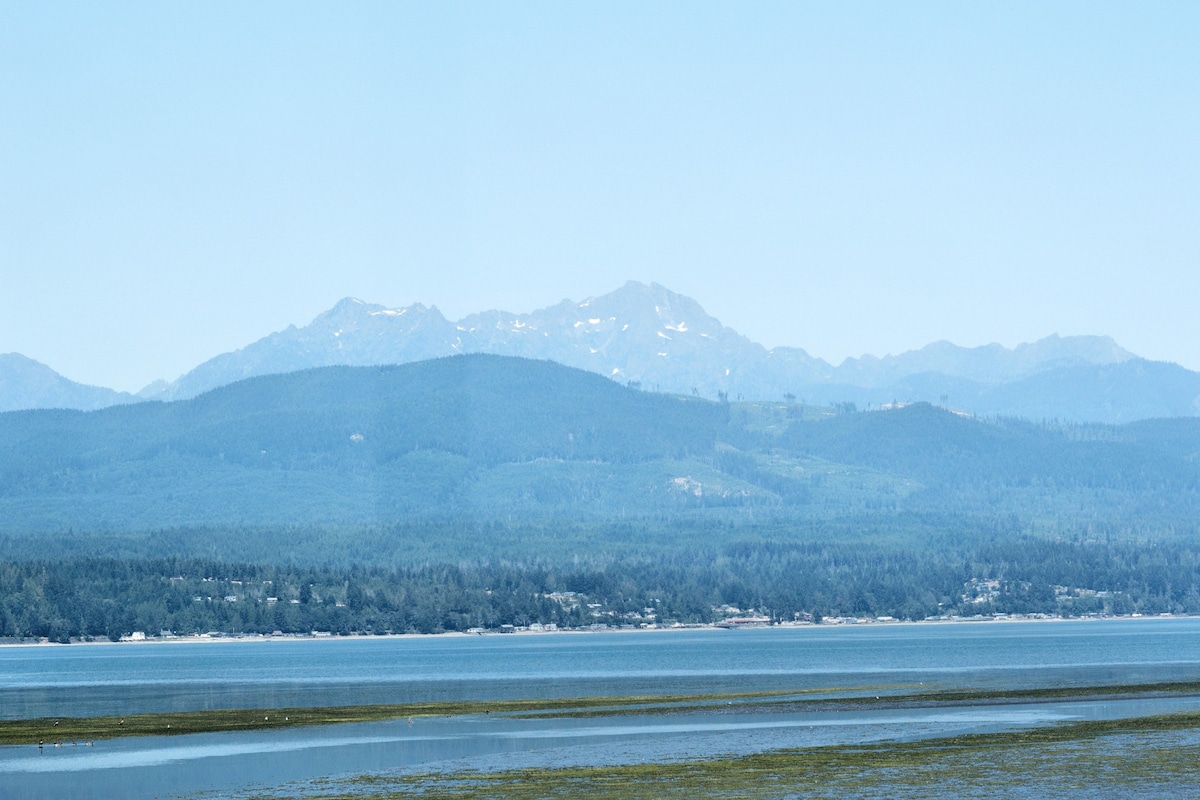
(3, 284), (1192, 424)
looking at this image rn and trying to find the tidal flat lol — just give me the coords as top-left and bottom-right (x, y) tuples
(16, 681), (1198, 800)
(0, 689), (810, 746)
(11, 680), (1200, 747)
(262, 711), (1200, 800)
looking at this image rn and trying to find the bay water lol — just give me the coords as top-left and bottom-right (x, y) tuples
(4, 618), (1200, 798)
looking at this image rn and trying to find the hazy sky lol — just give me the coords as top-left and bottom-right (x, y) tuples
(2, 2), (1197, 392)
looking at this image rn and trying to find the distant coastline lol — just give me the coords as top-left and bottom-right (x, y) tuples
(1, 611), (1188, 649)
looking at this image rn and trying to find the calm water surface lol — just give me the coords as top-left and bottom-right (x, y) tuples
(4, 618), (1200, 799)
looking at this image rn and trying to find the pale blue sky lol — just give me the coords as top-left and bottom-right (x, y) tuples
(2, 2), (1197, 392)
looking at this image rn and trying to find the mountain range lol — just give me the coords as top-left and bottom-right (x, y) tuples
(0, 353), (136, 413)
(4, 281), (1199, 423)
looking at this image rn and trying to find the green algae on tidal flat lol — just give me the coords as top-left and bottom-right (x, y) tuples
(271, 713), (1200, 800)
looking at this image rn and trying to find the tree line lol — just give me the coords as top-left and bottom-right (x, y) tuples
(6, 535), (1200, 643)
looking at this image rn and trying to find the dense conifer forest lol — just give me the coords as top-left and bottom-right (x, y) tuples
(5, 525), (1200, 641)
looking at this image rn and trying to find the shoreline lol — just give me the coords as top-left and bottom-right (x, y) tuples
(0, 610), (1192, 650)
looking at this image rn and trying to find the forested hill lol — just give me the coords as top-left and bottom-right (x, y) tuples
(0, 354), (726, 469)
(6, 354), (1200, 638)
(777, 403), (1200, 491)
(0, 354), (1198, 538)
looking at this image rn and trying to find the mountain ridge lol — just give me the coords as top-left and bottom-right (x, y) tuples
(143, 281), (1159, 411)
(2, 281), (1195, 423)
(0, 353), (137, 413)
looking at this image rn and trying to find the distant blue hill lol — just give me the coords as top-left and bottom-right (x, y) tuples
(0, 353), (136, 413)
(1, 354), (1198, 537)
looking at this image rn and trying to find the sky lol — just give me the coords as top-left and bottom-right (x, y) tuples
(2, 2), (1198, 393)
